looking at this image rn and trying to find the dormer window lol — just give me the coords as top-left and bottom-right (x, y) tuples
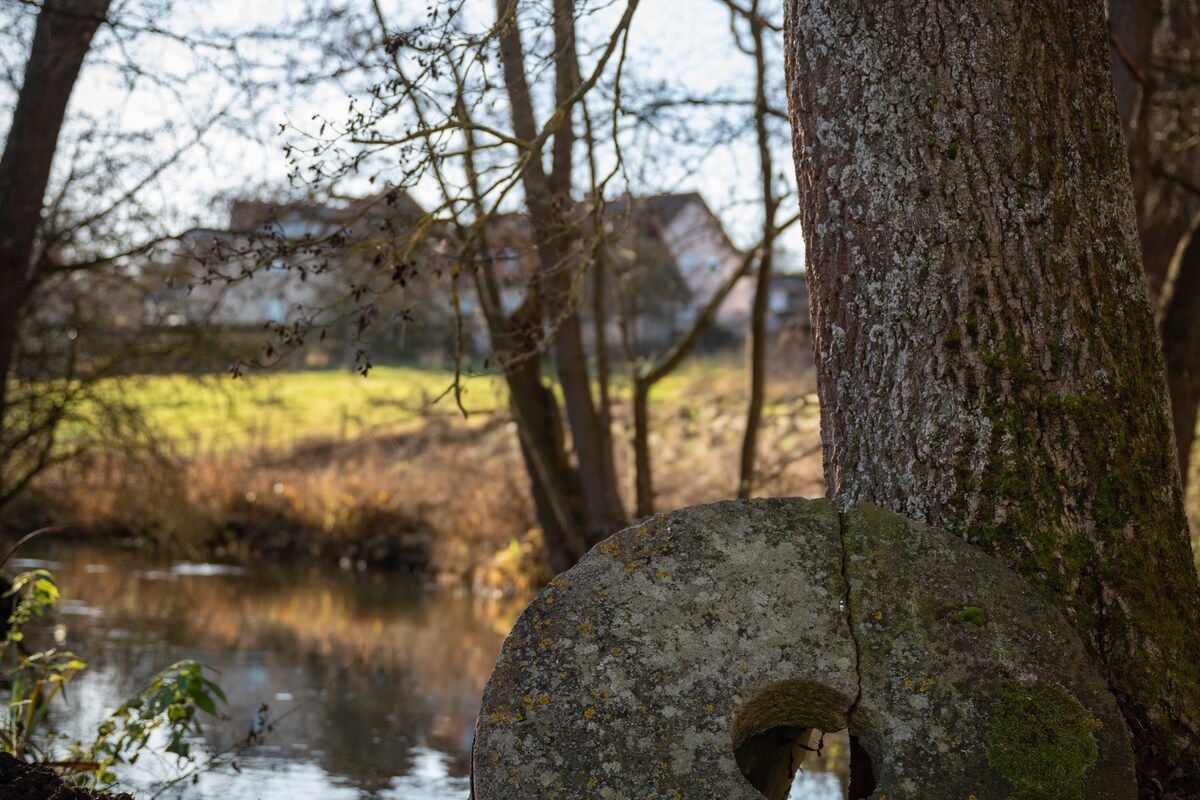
(501, 247), (520, 276)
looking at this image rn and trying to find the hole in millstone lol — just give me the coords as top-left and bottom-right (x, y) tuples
(846, 734), (876, 800)
(730, 679), (855, 800)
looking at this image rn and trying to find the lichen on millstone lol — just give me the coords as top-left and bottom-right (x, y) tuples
(472, 498), (854, 799)
(842, 504), (1134, 799)
(470, 498), (1136, 799)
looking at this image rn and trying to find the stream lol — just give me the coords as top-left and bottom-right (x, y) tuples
(8, 542), (846, 799)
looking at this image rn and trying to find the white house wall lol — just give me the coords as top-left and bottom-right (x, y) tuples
(658, 202), (754, 329)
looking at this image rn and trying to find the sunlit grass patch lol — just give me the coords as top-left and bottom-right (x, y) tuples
(88, 367), (509, 453)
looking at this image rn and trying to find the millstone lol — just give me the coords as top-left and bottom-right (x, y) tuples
(471, 497), (1135, 800)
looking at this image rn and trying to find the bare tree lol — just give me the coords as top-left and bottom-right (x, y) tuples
(718, 0), (786, 501)
(329, 0), (641, 571)
(0, 0), (111, 434)
(0, 0), (369, 511)
(321, 0), (811, 568)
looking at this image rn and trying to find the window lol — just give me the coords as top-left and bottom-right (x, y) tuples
(769, 288), (791, 314)
(266, 299), (286, 323)
(502, 247), (520, 276)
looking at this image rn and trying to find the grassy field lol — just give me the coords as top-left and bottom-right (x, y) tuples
(105, 367), (509, 452)
(91, 361), (774, 451)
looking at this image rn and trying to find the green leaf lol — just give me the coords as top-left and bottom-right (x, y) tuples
(202, 679), (227, 704)
(193, 691), (217, 717)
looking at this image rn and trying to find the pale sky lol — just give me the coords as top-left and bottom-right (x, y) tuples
(15, 0), (804, 269)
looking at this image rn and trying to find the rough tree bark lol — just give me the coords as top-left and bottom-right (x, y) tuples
(785, 0), (1200, 792)
(1108, 0), (1200, 489)
(0, 0), (110, 438)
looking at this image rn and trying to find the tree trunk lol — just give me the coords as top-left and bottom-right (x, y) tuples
(502, 295), (592, 574)
(632, 380), (652, 518)
(1161, 214), (1200, 492)
(1107, 0), (1158, 248)
(736, 0), (779, 501)
(785, 0), (1200, 791)
(456, 78), (594, 574)
(1108, 0), (1200, 491)
(495, 0), (625, 547)
(0, 0), (110, 437)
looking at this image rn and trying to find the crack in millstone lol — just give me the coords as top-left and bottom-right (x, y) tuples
(837, 509), (864, 730)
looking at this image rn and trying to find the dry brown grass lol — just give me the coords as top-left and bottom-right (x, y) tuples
(6, 357), (832, 593)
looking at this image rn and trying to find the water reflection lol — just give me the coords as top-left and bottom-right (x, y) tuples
(10, 543), (847, 799)
(13, 544), (519, 799)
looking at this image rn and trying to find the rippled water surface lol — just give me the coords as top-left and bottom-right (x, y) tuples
(11, 543), (847, 799)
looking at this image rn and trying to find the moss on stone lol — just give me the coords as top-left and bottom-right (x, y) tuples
(951, 606), (986, 625)
(986, 680), (1099, 800)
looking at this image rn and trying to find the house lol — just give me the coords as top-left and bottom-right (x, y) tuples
(603, 192), (754, 336)
(155, 191), (457, 366)
(455, 192), (754, 358)
(767, 273), (810, 333)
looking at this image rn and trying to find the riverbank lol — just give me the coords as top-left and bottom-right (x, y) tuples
(9, 362), (1199, 591)
(1, 363), (827, 593)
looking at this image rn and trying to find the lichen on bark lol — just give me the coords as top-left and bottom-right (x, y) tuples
(784, 0), (1200, 789)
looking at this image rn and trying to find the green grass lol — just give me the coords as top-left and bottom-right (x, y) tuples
(72, 356), (817, 455)
(97, 367), (509, 452)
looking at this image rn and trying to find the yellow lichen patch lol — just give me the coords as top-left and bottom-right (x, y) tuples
(655, 570), (667, 579)
(919, 678), (936, 693)
(611, 647), (620, 656)
(538, 637), (553, 649)
(583, 707), (596, 719)
(587, 777), (598, 788)
(705, 703), (715, 712)
(539, 694), (550, 705)
(577, 621), (594, 633)
(874, 610), (884, 621)
(488, 709), (524, 724)
(596, 540), (621, 557)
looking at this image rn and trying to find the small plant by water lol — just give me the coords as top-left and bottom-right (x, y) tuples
(2, 563), (227, 791)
